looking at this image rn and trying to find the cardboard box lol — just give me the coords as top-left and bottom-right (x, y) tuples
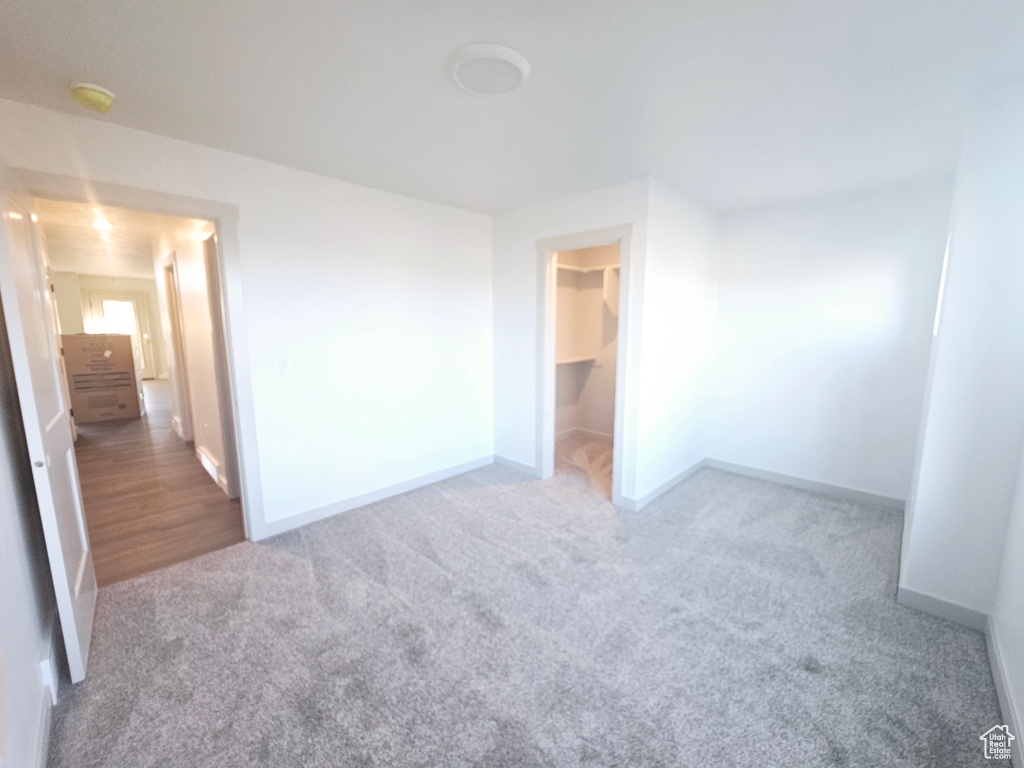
(62, 334), (143, 424)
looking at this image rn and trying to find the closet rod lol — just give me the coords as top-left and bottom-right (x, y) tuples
(556, 263), (620, 274)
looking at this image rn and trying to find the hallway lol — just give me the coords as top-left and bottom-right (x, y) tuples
(74, 380), (244, 586)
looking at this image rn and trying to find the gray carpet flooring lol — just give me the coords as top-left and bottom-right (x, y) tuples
(47, 456), (1002, 767)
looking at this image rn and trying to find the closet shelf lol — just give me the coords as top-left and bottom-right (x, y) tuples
(556, 356), (597, 365)
(557, 263), (620, 274)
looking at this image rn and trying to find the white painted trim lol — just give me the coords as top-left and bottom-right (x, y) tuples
(195, 445), (226, 492)
(34, 686), (52, 768)
(39, 658), (56, 705)
(616, 458), (704, 511)
(615, 457), (906, 514)
(11, 168), (262, 541)
(896, 586), (988, 631)
(536, 224), (636, 504)
(159, 250), (194, 444)
(254, 456), (494, 540)
(493, 454), (542, 476)
(39, 609), (59, 705)
(202, 235), (241, 500)
(703, 458), (905, 511)
(555, 426), (613, 441)
(987, 617), (1023, 767)
(537, 242), (558, 479)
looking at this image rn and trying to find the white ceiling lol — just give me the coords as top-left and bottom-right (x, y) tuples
(35, 198), (207, 279)
(2, 0), (1023, 214)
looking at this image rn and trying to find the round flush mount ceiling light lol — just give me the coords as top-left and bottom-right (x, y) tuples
(70, 83), (115, 113)
(447, 44), (530, 94)
(92, 219), (113, 231)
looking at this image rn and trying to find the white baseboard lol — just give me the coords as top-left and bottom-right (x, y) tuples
(255, 455), (495, 540)
(987, 617), (1023, 767)
(195, 446), (227, 493)
(29, 610), (58, 768)
(616, 458), (705, 512)
(615, 456), (903, 514)
(195, 444), (222, 487)
(896, 586), (988, 631)
(39, 612), (58, 705)
(493, 455), (542, 477)
(703, 458), (905, 511)
(34, 684), (52, 768)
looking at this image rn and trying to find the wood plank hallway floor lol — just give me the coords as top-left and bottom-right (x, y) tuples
(73, 380), (244, 586)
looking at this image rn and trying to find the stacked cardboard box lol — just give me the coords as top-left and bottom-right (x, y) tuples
(62, 334), (143, 423)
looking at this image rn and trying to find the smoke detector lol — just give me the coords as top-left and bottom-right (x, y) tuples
(447, 44), (530, 94)
(70, 83), (115, 113)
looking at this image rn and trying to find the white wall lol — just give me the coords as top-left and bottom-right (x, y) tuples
(992, 452), (1024, 762)
(554, 248), (619, 439)
(0, 291), (56, 768)
(0, 98), (494, 534)
(708, 180), (952, 500)
(493, 179), (649, 474)
(899, 85), (1024, 755)
(563, 245), (620, 440)
(901, 86), (1024, 617)
(633, 180), (720, 501)
(578, 266), (619, 437)
(50, 270), (84, 335)
(554, 362), (581, 436)
(554, 269), (601, 435)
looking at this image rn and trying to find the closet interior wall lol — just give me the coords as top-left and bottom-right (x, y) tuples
(555, 244), (620, 440)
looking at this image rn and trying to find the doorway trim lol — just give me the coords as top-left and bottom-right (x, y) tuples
(13, 168), (263, 540)
(536, 224), (636, 507)
(160, 252), (194, 442)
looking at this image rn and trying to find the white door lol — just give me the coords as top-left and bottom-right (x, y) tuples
(0, 169), (96, 682)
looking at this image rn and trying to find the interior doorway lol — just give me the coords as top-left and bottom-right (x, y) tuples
(538, 225), (634, 505)
(552, 244), (621, 497)
(34, 197), (244, 586)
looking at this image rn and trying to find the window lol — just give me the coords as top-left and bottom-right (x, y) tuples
(98, 298), (146, 372)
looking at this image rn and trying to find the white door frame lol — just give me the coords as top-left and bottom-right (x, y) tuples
(159, 251), (194, 442)
(203, 235), (241, 499)
(13, 168), (263, 540)
(536, 224), (637, 506)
